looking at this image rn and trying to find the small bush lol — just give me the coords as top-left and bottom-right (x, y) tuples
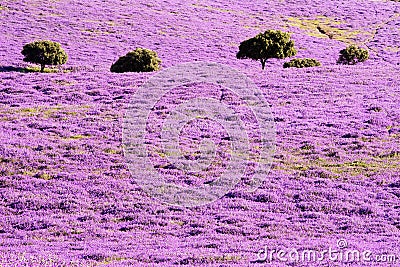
(283, 58), (321, 68)
(337, 45), (369, 65)
(21, 40), (68, 72)
(110, 48), (161, 73)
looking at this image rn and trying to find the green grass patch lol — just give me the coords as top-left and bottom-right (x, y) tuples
(25, 66), (59, 73)
(104, 148), (121, 154)
(275, 151), (399, 178)
(377, 151), (400, 159)
(286, 16), (361, 43)
(68, 134), (91, 140)
(3, 105), (90, 118)
(37, 172), (52, 180)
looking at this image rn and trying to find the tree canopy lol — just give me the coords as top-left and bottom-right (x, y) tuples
(21, 40), (67, 72)
(237, 30), (297, 69)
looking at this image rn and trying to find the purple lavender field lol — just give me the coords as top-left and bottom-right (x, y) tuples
(1, 0), (400, 266)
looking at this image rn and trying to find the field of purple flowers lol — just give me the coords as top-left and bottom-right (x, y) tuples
(1, 0), (400, 266)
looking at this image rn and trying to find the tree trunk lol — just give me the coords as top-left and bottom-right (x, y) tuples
(40, 64), (45, 72)
(261, 59), (266, 70)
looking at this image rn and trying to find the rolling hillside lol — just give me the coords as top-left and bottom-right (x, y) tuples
(0, 0), (399, 266)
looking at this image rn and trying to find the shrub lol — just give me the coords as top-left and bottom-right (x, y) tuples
(337, 45), (369, 65)
(21, 40), (68, 72)
(237, 30), (297, 70)
(283, 58), (321, 68)
(110, 48), (161, 73)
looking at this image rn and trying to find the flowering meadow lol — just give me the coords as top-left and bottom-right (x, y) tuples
(0, 0), (400, 266)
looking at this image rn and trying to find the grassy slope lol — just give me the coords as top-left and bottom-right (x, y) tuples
(0, 0), (400, 266)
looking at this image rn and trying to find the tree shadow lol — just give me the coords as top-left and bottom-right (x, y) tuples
(0, 66), (29, 73)
(0, 65), (60, 73)
(0, 65), (97, 73)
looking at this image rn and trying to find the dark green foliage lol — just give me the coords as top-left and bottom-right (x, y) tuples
(236, 30), (297, 70)
(337, 45), (369, 65)
(283, 58), (321, 68)
(110, 48), (161, 73)
(21, 40), (68, 72)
